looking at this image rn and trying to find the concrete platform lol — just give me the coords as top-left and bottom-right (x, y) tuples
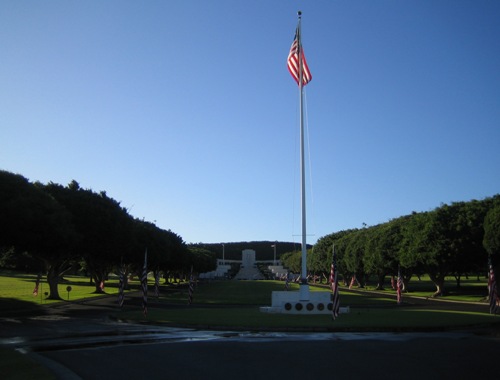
(261, 289), (350, 315)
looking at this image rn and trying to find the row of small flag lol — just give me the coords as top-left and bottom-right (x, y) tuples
(280, 255), (404, 320)
(31, 250), (196, 318)
(31, 254), (499, 317)
(281, 250), (500, 318)
(126, 250), (195, 317)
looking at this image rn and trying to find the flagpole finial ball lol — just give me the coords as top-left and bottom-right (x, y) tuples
(298, 10), (302, 17)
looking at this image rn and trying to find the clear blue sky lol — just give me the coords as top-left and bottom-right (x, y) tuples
(2, 1), (499, 245)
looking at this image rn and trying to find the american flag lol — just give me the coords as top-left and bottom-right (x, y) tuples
(349, 275), (356, 289)
(397, 267), (403, 305)
(488, 258), (498, 314)
(287, 26), (312, 86)
(330, 245), (341, 320)
(33, 273), (41, 296)
(188, 266), (194, 305)
(117, 266), (125, 308)
(141, 250), (148, 316)
(154, 271), (160, 299)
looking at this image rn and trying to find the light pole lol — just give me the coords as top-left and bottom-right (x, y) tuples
(221, 243), (225, 265)
(271, 242), (277, 266)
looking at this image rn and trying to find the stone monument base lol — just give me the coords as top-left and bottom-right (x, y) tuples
(260, 287), (349, 315)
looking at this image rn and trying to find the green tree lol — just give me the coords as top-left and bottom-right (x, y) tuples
(484, 202), (500, 258)
(186, 246), (216, 274)
(341, 229), (367, 287)
(449, 199), (493, 286)
(399, 203), (480, 296)
(281, 250), (301, 273)
(363, 221), (403, 290)
(307, 247), (326, 282)
(314, 230), (354, 286)
(0, 171), (79, 299)
(44, 181), (135, 294)
(133, 219), (187, 281)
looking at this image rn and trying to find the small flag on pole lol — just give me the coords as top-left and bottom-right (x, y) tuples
(141, 250), (148, 316)
(287, 20), (312, 86)
(397, 267), (403, 305)
(154, 271), (160, 299)
(188, 266), (194, 305)
(349, 275), (356, 289)
(330, 245), (340, 320)
(118, 266), (125, 308)
(488, 258), (498, 314)
(33, 273), (41, 297)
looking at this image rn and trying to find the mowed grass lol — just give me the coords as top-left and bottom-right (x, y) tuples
(0, 272), (498, 330)
(360, 274), (490, 303)
(122, 305), (498, 331)
(0, 272), (144, 317)
(0, 272), (122, 309)
(115, 279), (499, 331)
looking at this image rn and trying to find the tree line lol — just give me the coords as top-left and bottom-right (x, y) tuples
(192, 241), (312, 262)
(281, 195), (500, 296)
(0, 170), (216, 299)
(3, 169), (500, 299)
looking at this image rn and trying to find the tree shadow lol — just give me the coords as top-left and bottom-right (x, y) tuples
(0, 297), (48, 318)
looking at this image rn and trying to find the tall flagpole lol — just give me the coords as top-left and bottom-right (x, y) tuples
(268, 10), (331, 314)
(297, 11), (309, 298)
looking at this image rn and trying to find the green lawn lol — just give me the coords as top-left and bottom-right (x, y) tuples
(114, 303), (500, 331)
(351, 274), (490, 303)
(0, 272), (120, 304)
(0, 271), (490, 306)
(0, 272), (497, 330)
(112, 279), (498, 331)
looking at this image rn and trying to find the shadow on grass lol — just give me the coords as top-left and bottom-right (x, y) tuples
(0, 297), (48, 318)
(115, 304), (500, 332)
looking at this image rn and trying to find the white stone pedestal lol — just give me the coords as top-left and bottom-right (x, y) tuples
(260, 287), (350, 315)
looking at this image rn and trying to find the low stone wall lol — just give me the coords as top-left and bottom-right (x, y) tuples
(260, 290), (350, 315)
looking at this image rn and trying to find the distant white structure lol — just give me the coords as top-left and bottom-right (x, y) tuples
(241, 249), (255, 268)
(199, 249), (275, 280)
(234, 249), (265, 280)
(199, 262), (231, 279)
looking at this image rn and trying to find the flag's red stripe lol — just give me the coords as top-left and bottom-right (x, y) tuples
(287, 30), (312, 86)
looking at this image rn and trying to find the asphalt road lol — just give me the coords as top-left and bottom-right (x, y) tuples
(38, 333), (499, 380)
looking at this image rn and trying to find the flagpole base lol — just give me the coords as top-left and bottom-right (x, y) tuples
(299, 284), (310, 301)
(262, 290), (350, 315)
